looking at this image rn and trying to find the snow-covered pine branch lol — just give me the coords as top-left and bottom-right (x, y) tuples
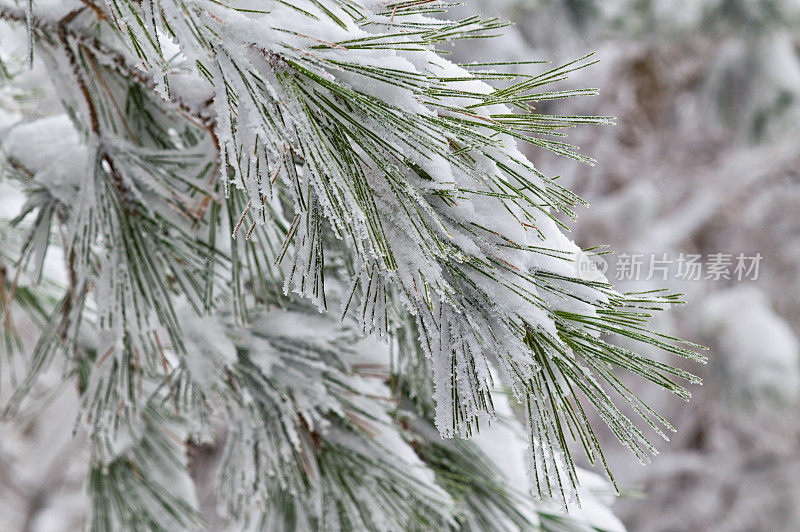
(0, 0), (703, 528)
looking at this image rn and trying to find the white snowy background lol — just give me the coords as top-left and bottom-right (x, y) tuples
(2, 1), (800, 530)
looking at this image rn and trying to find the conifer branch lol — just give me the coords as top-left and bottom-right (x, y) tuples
(0, 0), (705, 526)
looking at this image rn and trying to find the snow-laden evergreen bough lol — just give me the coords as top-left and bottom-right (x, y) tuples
(0, 0), (705, 529)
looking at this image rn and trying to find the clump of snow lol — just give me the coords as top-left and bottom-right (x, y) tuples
(177, 300), (237, 386)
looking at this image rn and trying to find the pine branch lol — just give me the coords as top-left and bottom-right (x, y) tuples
(0, 0), (705, 524)
(0, 2), (215, 128)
